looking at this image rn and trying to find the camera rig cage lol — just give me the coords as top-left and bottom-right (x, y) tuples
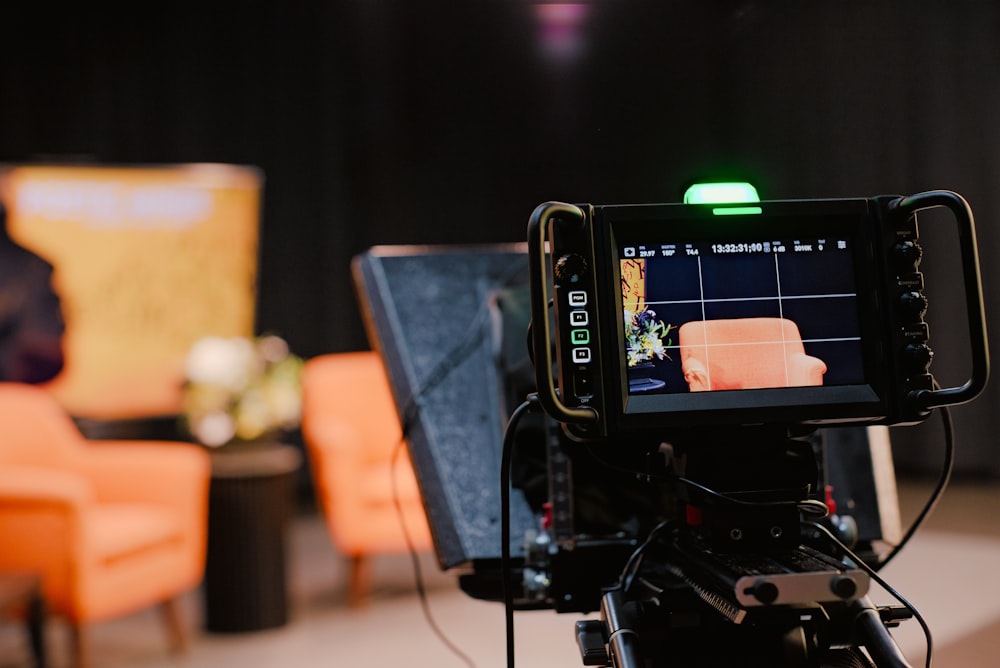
(351, 187), (990, 667)
(513, 189), (991, 666)
(528, 190), (989, 442)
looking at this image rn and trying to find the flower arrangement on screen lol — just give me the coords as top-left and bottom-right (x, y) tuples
(182, 335), (303, 447)
(625, 306), (673, 367)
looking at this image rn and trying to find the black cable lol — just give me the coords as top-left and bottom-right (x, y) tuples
(501, 396), (539, 668)
(618, 520), (674, 594)
(675, 474), (831, 517)
(391, 436), (476, 668)
(808, 521), (933, 668)
(878, 405), (955, 572)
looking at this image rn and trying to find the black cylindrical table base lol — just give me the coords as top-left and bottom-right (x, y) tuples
(202, 443), (301, 633)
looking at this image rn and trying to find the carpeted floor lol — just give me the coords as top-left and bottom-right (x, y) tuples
(3, 477), (999, 667)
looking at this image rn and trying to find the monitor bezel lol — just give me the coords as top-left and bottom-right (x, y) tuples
(591, 198), (893, 432)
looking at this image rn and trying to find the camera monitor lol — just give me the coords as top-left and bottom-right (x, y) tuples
(529, 191), (988, 441)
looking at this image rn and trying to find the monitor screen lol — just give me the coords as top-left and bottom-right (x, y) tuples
(602, 204), (883, 424)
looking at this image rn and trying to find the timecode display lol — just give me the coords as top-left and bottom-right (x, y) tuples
(711, 242), (766, 254)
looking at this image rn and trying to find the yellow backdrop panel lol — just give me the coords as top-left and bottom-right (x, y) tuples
(0, 163), (261, 419)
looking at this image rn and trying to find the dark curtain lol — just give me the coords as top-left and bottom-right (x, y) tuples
(1, 2), (998, 474)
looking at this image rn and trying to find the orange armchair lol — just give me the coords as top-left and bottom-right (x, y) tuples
(678, 317), (827, 391)
(301, 351), (432, 606)
(0, 382), (210, 667)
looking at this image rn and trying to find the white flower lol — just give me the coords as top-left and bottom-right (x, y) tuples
(182, 334), (303, 446)
(185, 336), (257, 392)
(193, 412), (237, 448)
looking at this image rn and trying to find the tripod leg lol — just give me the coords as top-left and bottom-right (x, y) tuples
(600, 589), (644, 668)
(851, 597), (912, 668)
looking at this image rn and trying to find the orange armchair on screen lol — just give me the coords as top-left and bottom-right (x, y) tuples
(678, 317), (827, 391)
(0, 382), (210, 668)
(301, 351), (432, 607)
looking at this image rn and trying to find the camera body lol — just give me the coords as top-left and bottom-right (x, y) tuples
(528, 191), (988, 442)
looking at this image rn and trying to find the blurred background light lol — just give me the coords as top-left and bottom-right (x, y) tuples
(532, 2), (592, 65)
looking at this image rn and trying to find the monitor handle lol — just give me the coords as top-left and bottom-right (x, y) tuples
(891, 190), (990, 411)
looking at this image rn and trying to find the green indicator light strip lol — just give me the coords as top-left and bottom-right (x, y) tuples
(712, 206), (763, 216)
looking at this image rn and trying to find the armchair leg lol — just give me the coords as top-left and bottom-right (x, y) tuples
(68, 600), (186, 668)
(347, 554), (371, 607)
(159, 597), (188, 654)
(70, 623), (88, 668)
(25, 586), (46, 668)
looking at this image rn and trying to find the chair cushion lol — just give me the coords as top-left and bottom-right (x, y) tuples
(87, 503), (182, 565)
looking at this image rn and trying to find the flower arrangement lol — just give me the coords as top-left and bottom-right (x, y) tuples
(182, 334), (304, 447)
(624, 306), (673, 367)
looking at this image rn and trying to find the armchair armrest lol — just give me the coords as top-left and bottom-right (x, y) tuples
(75, 441), (211, 578)
(788, 352), (828, 386)
(0, 466), (92, 589)
(0, 466), (94, 509)
(77, 441), (210, 507)
(681, 358), (711, 391)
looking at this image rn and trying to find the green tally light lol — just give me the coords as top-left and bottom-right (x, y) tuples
(683, 181), (762, 215)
